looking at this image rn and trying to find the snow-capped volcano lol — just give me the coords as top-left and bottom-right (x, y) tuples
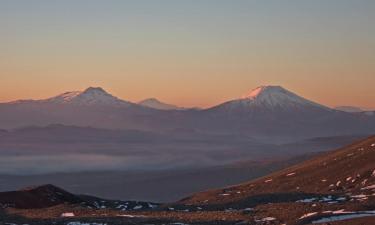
(138, 98), (182, 110)
(209, 85), (330, 113)
(241, 85), (328, 109)
(44, 87), (132, 106)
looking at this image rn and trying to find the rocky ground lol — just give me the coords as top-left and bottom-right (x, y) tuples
(0, 136), (374, 225)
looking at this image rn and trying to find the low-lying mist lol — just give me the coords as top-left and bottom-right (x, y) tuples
(0, 125), (364, 175)
(0, 153), (228, 175)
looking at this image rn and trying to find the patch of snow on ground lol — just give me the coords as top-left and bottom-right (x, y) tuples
(296, 195), (349, 204)
(117, 214), (146, 218)
(297, 198), (317, 203)
(361, 184), (375, 190)
(67, 223), (106, 225)
(327, 201), (338, 204)
(332, 209), (354, 214)
(351, 194), (368, 198)
(264, 179), (273, 183)
(336, 197), (347, 201)
(133, 205), (143, 210)
(299, 212), (317, 219)
(258, 217), (276, 222)
(320, 196), (333, 202)
(61, 212), (75, 217)
(116, 204), (127, 209)
(286, 172), (296, 176)
(311, 210), (375, 224)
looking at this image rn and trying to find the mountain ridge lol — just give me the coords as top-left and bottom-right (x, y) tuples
(1, 85), (375, 140)
(335, 106), (365, 113)
(138, 98), (183, 110)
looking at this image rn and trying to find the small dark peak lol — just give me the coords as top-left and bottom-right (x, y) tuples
(147, 98), (159, 102)
(46, 124), (67, 129)
(19, 184), (62, 192)
(3, 184), (82, 209)
(83, 87), (109, 95)
(140, 98), (161, 103)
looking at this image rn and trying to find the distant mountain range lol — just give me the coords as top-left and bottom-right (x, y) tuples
(0, 85), (374, 141)
(1, 123), (363, 175)
(334, 105), (365, 113)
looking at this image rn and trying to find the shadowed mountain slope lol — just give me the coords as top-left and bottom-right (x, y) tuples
(177, 136), (375, 207)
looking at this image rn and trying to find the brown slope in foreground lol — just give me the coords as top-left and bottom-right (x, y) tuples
(162, 135), (375, 224)
(177, 135), (375, 207)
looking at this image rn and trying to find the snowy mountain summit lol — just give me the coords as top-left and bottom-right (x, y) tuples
(44, 87), (131, 106)
(240, 85), (327, 109)
(210, 85), (330, 112)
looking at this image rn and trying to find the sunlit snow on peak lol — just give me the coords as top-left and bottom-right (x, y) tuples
(218, 85), (331, 111)
(242, 85), (284, 99)
(44, 87), (131, 106)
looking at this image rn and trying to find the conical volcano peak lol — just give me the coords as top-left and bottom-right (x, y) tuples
(223, 85), (330, 111)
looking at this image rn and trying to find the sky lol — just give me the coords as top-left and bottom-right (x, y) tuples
(0, 0), (374, 108)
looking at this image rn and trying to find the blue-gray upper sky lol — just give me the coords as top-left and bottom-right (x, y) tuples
(1, 0), (374, 108)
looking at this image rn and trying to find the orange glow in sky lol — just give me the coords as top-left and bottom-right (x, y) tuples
(0, 1), (374, 109)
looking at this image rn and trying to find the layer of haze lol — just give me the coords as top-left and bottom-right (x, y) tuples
(0, 0), (374, 108)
